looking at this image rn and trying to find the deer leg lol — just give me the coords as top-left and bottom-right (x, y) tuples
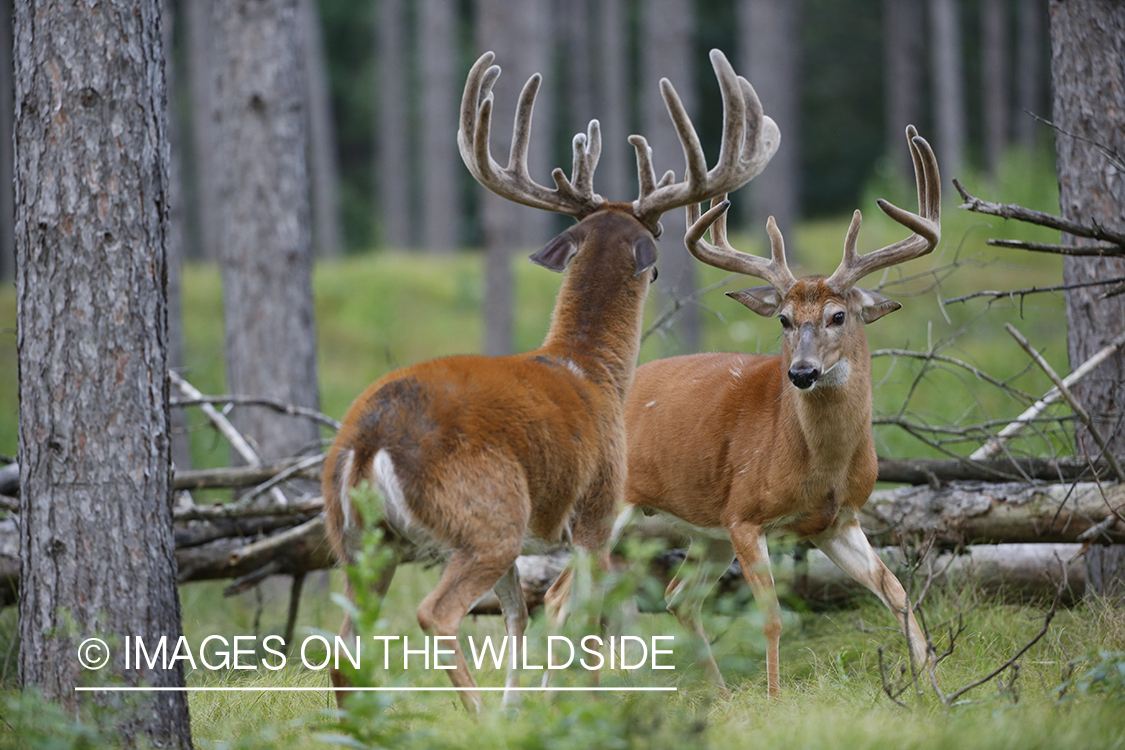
(332, 559), (398, 708)
(812, 518), (930, 669)
(728, 521), (782, 698)
(665, 536), (735, 692)
(417, 546), (517, 713)
(492, 562), (529, 708)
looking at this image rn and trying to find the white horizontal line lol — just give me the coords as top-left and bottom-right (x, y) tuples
(75, 686), (677, 693)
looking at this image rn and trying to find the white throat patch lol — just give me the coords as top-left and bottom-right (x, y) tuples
(817, 358), (851, 388)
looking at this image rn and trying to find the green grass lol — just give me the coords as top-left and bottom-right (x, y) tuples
(3, 150), (1118, 747)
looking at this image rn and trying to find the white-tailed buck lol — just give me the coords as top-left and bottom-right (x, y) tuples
(323, 49), (779, 711)
(618, 125), (940, 696)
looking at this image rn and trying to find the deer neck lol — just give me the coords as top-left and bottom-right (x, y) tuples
(780, 336), (874, 469)
(542, 258), (648, 399)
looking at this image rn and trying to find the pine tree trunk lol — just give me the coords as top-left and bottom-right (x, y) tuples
(739, 0), (801, 242)
(591, 0), (630, 203)
(211, 0), (321, 467)
(1048, 0), (1125, 600)
(474, 0), (552, 356)
(184, 0), (218, 261)
(418, 0), (460, 254)
(14, 1), (192, 744)
(0, 0), (13, 283)
(980, 0), (1008, 177)
(929, 0), (966, 179)
(302, 0), (343, 258)
(376, 0), (412, 249)
(883, 0), (925, 182)
(1015, 0), (1047, 147)
(642, 0), (699, 355)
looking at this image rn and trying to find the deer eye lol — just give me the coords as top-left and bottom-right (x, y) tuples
(832, 311), (846, 325)
(778, 314), (791, 329)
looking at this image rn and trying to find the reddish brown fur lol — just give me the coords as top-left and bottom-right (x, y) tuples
(323, 207), (653, 710)
(623, 279), (929, 696)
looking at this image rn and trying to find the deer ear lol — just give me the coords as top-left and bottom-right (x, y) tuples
(529, 230), (580, 272)
(727, 286), (782, 317)
(632, 235), (658, 277)
(856, 287), (902, 323)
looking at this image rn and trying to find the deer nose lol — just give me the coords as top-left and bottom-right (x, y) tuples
(788, 363), (820, 390)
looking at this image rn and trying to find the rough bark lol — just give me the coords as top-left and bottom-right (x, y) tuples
(376, 0), (412, 249)
(13, 1), (192, 744)
(980, 0), (1009, 177)
(211, 0), (322, 468)
(1049, 0), (1125, 598)
(302, 0), (342, 258)
(0, 0), (13, 283)
(418, 0), (460, 254)
(642, 0), (699, 355)
(474, 0), (553, 356)
(884, 0), (925, 183)
(929, 0), (966, 179)
(739, 0), (801, 241)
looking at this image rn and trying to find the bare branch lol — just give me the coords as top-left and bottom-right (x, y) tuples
(954, 179), (1125, 246)
(171, 395), (341, 431)
(1005, 324), (1125, 483)
(986, 239), (1125, 257)
(943, 276), (1125, 305)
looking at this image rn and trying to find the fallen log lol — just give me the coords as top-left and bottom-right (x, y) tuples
(0, 479), (1117, 611)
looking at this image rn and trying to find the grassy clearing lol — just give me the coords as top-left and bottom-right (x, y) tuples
(3, 151), (1119, 747)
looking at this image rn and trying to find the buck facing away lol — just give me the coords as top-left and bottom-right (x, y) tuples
(323, 49), (779, 711)
(618, 126), (940, 697)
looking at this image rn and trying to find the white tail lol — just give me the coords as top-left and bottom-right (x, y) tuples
(323, 49), (777, 711)
(620, 126), (940, 696)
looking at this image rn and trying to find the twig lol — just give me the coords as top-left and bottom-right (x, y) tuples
(642, 275), (738, 343)
(169, 371), (290, 507)
(283, 572), (306, 652)
(170, 395), (341, 432)
(943, 276), (1125, 305)
(954, 179), (1125, 246)
(223, 560), (282, 597)
(227, 453), (327, 510)
(1024, 111), (1125, 172)
(971, 328), (1125, 460)
(174, 460), (323, 492)
(872, 348), (1034, 399)
(1004, 324), (1125, 483)
(986, 239), (1125, 257)
(228, 515), (325, 568)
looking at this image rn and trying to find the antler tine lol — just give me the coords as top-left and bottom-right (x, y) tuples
(825, 125), (941, 291)
(685, 198), (797, 294)
(633, 49), (780, 230)
(457, 51), (605, 219)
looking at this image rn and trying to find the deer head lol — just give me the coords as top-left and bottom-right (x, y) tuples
(685, 125), (941, 391)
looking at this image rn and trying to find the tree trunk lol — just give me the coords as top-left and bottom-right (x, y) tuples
(642, 0), (699, 355)
(980, 0), (1009, 178)
(301, 0), (343, 258)
(591, 0), (630, 203)
(211, 0), (322, 468)
(14, 1), (192, 744)
(0, 0), (13, 283)
(883, 0), (926, 183)
(1015, 0), (1047, 147)
(474, 0), (553, 356)
(164, 0), (192, 473)
(376, 0), (412, 249)
(184, 0), (218, 261)
(929, 0), (966, 179)
(739, 0), (801, 243)
(1049, 0), (1125, 600)
(418, 0), (460, 254)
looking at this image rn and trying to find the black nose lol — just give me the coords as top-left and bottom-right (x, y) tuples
(788, 364), (820, 390)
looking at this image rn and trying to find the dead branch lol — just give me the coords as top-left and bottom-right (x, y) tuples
(943, 276), (1125, 306)
(170, 395), (341, 432)
(986, 239), (1125, 257)
(954, 179), (1125, 247)
(1005, 324), (1125, 483)
(169, 371), (290, 507)
(641, 274), (738, 343)
(971, 328), (1125, 460)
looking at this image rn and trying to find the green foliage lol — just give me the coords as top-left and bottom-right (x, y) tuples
(0, 689), (120, 750)
(1058, 651), (1125, 702)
